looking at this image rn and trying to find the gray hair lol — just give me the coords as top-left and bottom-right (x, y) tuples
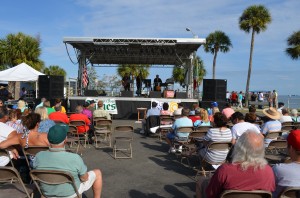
(232, 130), (267, 171)
(291, 109), (298, 117)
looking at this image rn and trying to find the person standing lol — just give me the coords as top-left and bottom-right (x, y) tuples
(153, 75), (162, 91)
(237, 91), (243, 109)
(258, 92), (264, 109)
(136, 73), (142, 96)
(122, 73), (130, 91)
(272, 90), (278, 108)
(19, 87), (27, 98)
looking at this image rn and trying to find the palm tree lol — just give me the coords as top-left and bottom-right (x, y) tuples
(0, 32), (44, 70)
(204, 31), (232, 79)
(117, 64), (150, 80)
(173, 56), (206, 87)
(43, 65), (67, 79)
(286, 31), (300, 60)
(239, 5), (271, 106)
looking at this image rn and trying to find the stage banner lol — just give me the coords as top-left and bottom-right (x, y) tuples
(86, 98), (118, 114)
(151, 99), (181, 113)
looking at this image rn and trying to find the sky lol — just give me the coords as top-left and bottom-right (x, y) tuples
(0, 0), (299, 95)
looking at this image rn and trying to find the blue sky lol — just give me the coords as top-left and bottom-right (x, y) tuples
(0, 0), (299, 95)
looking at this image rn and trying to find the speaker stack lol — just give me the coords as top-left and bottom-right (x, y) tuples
(201, 79), (227, 110)
(38, 75), (64, 99)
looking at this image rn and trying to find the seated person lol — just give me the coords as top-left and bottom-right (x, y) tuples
(82, 102), (92, 120)
(52, 98), (66, 114)
(93, 100), (111, 120)
(33, 124), (102, 197)
(221, 103), (235, 119)
(245, 112), (261, 130)
(173, 103), (183, 116)
(189, 107), (202, 123)
(273, 129), (300, 198)
(69, 105), (91, 134)
(194, 109), (211, 127)
(160, 102), (172, 116)
(165, 108), (193, 153)
(43, 100), (55, 115)
(279, 108), (293, 123)
(261, 107), (282, 145)
(141, 102), (160, 134)
(291, 109), (300, 123)
(17, 99), (28, 113)
(35, 106), (55, 133)
(49, 106), (69, 124)
(6, 109), (24, 133)
(196, 131), (275, 198)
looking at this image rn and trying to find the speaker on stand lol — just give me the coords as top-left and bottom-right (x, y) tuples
(38, 75), (64, 99)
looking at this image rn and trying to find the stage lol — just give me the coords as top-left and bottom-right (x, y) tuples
(68, 96), (199, 119)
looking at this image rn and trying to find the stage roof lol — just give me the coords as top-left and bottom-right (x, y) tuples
(63, 37), (206, 65)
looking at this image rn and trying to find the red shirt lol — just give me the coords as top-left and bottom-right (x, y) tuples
(49, 112), (69, 124)
(206, 163), (275, 198)
(69, 114), (90, 133)
(188, 115), (201, 123)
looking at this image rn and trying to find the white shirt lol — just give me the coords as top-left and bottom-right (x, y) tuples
(231, 121), (261, 140)
(280, 115), (293, 123)
(0, 123), (15, 166)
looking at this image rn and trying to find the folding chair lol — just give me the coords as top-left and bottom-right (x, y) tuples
(30, 169), (81, 198)
(0, 148), (14, 167)
(145, 115), (160, 136)
(279, 186), (300, 198)
(0, 166), (33, 198)
(22, 146), (49, 171)
(94, 119), (112, 148)
(66, 125), (83, 154)
(220, 190), (272, 198)
(113, 125), (134, 159)
(265, 131), (282, 139)
(196, 141), (232, 178)
(157, 116), (174, 141)
(69, 120), (89, 148)
(281, 123), (295, 133)
(265, 140), (287, 154)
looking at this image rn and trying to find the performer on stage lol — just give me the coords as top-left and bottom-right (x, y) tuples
(136, 72), (142, 96)
(153, 74), (162, 91)
(122, 73), (130, 91)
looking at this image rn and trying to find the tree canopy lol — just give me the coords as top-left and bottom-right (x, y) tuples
(286, 30), (300, 60)
(43, 65), (67, 80)
(0, 32), (44, 71)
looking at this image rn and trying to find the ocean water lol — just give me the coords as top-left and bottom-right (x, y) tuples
(278, 95), (300, 109)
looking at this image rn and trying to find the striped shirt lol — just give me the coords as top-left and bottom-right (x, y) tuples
(199, 128), (232, 164)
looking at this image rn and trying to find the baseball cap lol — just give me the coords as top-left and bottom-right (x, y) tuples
(48, 124), (69, 144)
(211, 102), (218, 107)
(287, 129), (300, 151)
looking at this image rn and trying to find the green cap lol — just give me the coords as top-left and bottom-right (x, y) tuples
(47, 124), (69, 144)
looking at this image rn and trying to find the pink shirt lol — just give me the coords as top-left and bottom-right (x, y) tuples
(222, 108), (235, 119)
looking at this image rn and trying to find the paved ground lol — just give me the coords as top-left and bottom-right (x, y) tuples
(81, 119), (197, 198)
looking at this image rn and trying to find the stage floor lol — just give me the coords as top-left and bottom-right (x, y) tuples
(68, 96), (198, 119)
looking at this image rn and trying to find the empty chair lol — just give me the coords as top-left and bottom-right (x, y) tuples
(220, 190), (272, 198)
(113, 125), (134, 159)
(0, 166), (33, 198)
(94, 119), (112, 148)
(30, 169), (81, 198)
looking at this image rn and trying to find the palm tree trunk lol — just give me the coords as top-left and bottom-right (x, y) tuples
(212, 52), (218, 79)
(245, 29), (255, 107)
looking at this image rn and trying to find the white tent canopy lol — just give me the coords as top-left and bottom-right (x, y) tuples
(0, 62), (44, 81)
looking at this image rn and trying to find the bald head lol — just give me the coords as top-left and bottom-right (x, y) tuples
(245, 130), (264, 149)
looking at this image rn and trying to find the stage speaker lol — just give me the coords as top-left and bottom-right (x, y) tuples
(175, 92), (187, 99)
(38, 75), (64, 99)
(149, 91), (161, 98)
(120, 91), (133, 97)
(84, 90), (98, 96)
(202, 79), (227, 101)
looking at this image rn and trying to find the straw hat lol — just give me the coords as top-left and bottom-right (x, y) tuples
(0, 86), (5, 90)
(262, 107), (281, 120)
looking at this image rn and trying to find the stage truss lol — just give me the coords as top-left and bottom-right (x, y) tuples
(63, 37), (205, 98)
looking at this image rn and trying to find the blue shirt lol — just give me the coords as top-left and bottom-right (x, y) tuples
(172, 117), (193, 138)
(38, 119), (55, 133)
(146, 107), (160, 118)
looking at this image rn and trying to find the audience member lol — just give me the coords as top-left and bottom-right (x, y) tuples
(261, 107), (281, 146)
(279, 108), (293, 123)
(222, 103), (235, 119)
(291, 109), (300, 123)
(93, 100), (111, 120)
(35, 97), (46, 109)
(245, 112), (260, 130)
(19, 87), (27, 98)
(165, 108), (193, 153)
(194, 109), (210, 127)
(273, 129), (300, 197)
(160, 102), (172, 116)
(196, 131), (275, 198)
(52, 98), (66, 114)
(17, 99), (27, 113)
(141, 102), (160, 134)
(237, 91), (243, 109)
(190, 113), (231, 163)
(43, 100), (55, 115)
(6, 109), (24, 133)
(189, 107), (201, 123)
(190, 103), (200, 115)
(0, 99), (4, 107)
(33, 124), (103, 197)
(49, 106), (69, 124)
(230, 112), (261, 144)
(0, 106), (18, 166)
(82, 102), (92, 120)
(35, 106), (55, 133)
(277, 102), (285, 114)
(173, 103), (183, 115)
(69, 105), (91, 134)
(0, 113), (49, 150)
